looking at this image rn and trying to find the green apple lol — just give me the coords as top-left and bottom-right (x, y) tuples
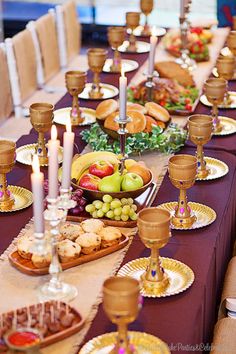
(99, 172), (121, 193)
(121, 173), (143, 191)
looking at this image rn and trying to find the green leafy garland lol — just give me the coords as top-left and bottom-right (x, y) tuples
(81, 122), (187, 155)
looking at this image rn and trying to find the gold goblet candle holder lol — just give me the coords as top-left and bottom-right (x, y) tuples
(204, 78), (227, 133)
(65, 71), (87, 126)
(103, 276), (140, 354)
(30, 103), (54, 165)
(216, 56), (235, 104)
(87, 48), (108, 99)
(168, 155), (197, 228)
(140, 0), (154, 36)
(126, 12), (140, 52)
(107, 26), (126, 73)
(0, 140), (16, 211)
(188, 115), (213, 179)
(137, 208), (171, 295)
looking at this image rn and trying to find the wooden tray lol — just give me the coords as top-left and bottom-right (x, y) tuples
(1, 301), (84, 349)
(9, 235), (129, 276)
(68, 181), (158, 228)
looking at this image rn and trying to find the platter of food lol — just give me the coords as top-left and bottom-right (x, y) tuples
(162, 27), (212, 62)
(9, 220), (129, 276)
(127, 62), (199, 115)
(0, 301), (84, 350)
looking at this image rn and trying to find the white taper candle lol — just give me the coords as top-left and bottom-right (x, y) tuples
(61, 121), (75, 189)
(31, 155), (45, 234)
(119, 68), (127, 121)
(48, 125), (60, 199)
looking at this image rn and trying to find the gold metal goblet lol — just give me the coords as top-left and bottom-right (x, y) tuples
(188, 115), (213, 179)
(204, 78), (227, 133)
(137, 208), (171, 295)
(216, 56), (235, 105)
(168, 155), (197, 229)
(227, 31), (236, 57)
(103, 276), (140, 354)
(233, 17), (236, 31)
(140, 0), (154, 36)
(0, 140), (16, 211)
(87, 48), (108, 99)
(107, 26), (126, 73)
(65, 71), (87, 125)
(126, 12), (140, 52)
(30, 103), (54, 165)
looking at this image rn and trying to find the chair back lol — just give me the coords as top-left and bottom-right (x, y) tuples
(0, 44), (13, 122)
(63, 0), (81, 61)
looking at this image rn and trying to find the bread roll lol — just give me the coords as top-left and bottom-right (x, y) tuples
(126, 110), (146, 133)
(127, 103), (147, 114)
(145, 102), (170, 122)
(104, 111), (119, 131)
(96, 99), (118, 120)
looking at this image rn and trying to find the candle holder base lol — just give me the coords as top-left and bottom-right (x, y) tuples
(172, 213), (196, 229)
(89, 86), (104, 99)
(197, 167), (210, 179)
(31, 234), (49, 256)
(141, 272), (169, 295)
(58, 189), (77, 211)
(0, 195), (15, 211)
(38, 281), (78, 302)
(214, 122), (223, 133)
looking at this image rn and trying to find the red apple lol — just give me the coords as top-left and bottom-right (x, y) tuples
(89, 160), (114, 178)
(79, 174), (100, 190)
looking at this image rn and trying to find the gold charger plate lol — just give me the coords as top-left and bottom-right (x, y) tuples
(196, 157), (229, 181)
(79, 331), (170, 354)
(118, 257), (194, 298)
(103, 59), (139, 73)
(118, 40), (150, 54)
(214, 116), (236, 136)
(158, 202), (216, 230)
(79, 83), (119, 100)
(200, 92), (236, 109)
(16, 144), (63, 166)
(212, 67), (236, 80)
(132, 25), (166, 37)
(53, 107), (96, 126)
(0, 185), (33, 213)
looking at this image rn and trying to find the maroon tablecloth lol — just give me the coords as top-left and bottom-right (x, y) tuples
(1, 38), (236, 354)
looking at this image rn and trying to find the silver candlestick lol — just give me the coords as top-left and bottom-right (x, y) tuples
(38, 197), (78, 302)
(58, 187), (77, 212)
(115, 116), (131, 174)
(175, 16), (196, 71)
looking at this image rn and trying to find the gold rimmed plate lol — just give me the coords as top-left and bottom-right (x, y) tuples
(0, 186), (33, 213)
(157, 202), (216, 230)
(53, 107), (96, 126)
(79, 83), (119, 100)
(212, 67), (236, 80)
(132, 25), (166, 37)
(118, 40), (150, 54)
(196, 157), (229, 181)
(79, 331), (170, 354)
(214, 116), (236, 136)
(16, 144), (63, 166)
(118, 257), (194, 298)
(103, 59), (139, 73)
(200, 92), (236, 109)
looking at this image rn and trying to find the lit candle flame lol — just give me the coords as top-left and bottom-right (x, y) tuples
(32, 154), (40, 174)
(66, 120), (72, 133)
(51, 124), (57, 140)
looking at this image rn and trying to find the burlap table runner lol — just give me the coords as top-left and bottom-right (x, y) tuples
(218, 256), (236, 320)
(211, 318), (236, 353)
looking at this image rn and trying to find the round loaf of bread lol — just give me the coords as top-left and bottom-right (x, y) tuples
(127, 102), (147, 114)
(145, 102), (170, 122)
(126, 110), (146, 133)
(104, 111), (119, 131)
(96, 99), (118, 120)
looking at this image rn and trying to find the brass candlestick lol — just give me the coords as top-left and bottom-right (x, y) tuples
(87, 48), (108, 99)
(107, 27), (126, 73)
(188, 115), (213, 179)
(140, 0), (154, 36)
(0, 140), (16, 211)
(103, 277), (140, 354)
(30, 103), (54, 165)
(138, 208), (171, 295)
(126, 12), (140, 52)
(169, 155), (197, 228)
(115, 116), (131, 174)
(216, 56), (235, 104)
(65, 71), (87, 126)
(204, 78), (227, 133)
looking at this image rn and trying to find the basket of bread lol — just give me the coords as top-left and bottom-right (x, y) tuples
(95, 99), (170, 139)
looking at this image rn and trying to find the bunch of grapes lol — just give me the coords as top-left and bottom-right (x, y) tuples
(69, 189), (87, 216)
(85, 194), (138, 221)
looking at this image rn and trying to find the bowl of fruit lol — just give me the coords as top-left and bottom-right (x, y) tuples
(71, 151), (153, 201)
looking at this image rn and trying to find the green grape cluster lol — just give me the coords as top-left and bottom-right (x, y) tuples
(85, 194), (138, 221)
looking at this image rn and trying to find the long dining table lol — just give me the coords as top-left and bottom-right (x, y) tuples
(1, 33), (236, 354)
